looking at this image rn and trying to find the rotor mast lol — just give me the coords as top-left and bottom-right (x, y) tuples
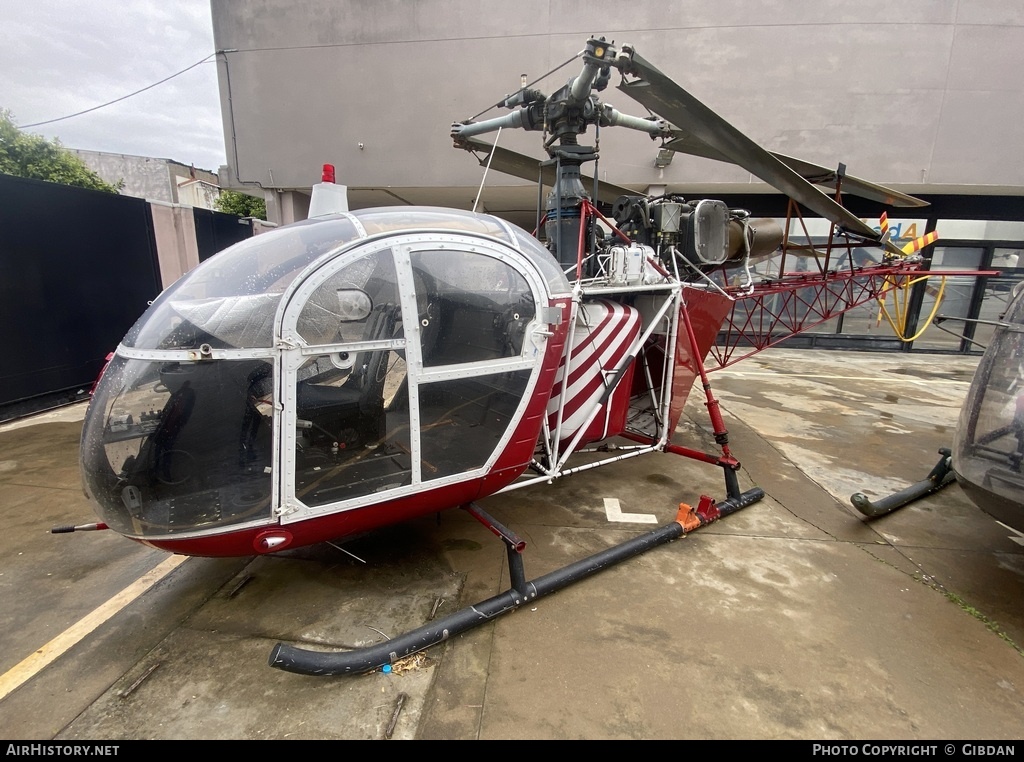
(452, 37), (669, 267)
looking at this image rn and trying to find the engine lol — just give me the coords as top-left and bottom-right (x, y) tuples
(610, 194), (783, 278)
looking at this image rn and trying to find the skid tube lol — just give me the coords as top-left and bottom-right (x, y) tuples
(850, 449), (955, 518)
(269, 489), (763, 676)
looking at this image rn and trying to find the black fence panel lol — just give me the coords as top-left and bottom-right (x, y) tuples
(0, 174), (161, 414)
(193, 207), (253, 262)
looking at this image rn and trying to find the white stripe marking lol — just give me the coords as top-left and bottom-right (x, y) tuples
(996, 521), (1024, 547)
(0, 555), (187, 701)
(603, 497), (657, 524)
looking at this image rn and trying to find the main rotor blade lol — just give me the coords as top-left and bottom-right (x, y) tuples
(768, 154), (928, 208)
(663, 135), (928, 208)
(458, 137), (635, 205)
(618, 51), (883, 239)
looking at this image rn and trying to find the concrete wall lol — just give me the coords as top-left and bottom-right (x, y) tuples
(149, 202), (202, 288)
(210, 0), (1024, 221)
(69, 149), (220, 205)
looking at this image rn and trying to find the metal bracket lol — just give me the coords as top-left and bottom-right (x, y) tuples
(186, 343), (215, 361)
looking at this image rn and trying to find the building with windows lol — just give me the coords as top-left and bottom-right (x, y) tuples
(67, 148), (221, 208)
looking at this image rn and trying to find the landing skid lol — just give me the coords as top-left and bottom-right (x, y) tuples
(850, 448), (955, 518)
(269, 487), (763, 676)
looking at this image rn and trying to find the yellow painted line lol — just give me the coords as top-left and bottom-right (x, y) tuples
(0, 554), (187, 702)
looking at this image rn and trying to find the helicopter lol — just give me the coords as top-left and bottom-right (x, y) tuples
(66, 37), (963, 675)
(849, 282), (1024, 535)
(951, 284), (1024, 535)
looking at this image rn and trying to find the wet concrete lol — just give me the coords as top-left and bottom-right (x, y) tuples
(1, 348), (1022, 740)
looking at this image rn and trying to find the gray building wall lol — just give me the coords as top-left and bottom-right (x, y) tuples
(210, 0), (1024, 223)
(68, 149), (220, 205)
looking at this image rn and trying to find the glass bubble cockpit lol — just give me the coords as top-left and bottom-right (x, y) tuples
(80, 207), (570, 549)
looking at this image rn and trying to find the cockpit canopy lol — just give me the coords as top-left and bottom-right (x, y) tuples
(123, 207), (569, 351)
(953, 283), (1024, 531)
(82, 207), (568, 544)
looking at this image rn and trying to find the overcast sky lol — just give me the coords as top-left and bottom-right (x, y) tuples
(1, 0), (225, 171)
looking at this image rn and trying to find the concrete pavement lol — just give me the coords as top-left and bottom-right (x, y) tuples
(1, 348), (1021, 740)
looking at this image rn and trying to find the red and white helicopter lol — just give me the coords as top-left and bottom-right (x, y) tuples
(70, 38), (952, 674)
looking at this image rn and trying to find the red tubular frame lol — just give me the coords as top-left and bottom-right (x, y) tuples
(535, 196), (994, 501)
(713, 265), (914, 369)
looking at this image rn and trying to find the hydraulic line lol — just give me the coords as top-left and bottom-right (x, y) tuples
(877, 275), (947, 343)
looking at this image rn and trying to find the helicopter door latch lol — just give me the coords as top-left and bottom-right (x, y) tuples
(274, 500), (301, 518)
(539, 306), (563, 326)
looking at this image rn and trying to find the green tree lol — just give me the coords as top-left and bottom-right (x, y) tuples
(215, 189), (267, 220)
(0, 109), (122, 193)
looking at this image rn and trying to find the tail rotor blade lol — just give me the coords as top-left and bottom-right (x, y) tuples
(901, 230), (939, 255)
